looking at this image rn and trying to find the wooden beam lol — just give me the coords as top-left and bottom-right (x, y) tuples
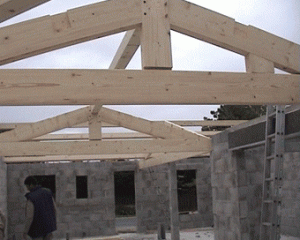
(30, 131), (219, 141)
(169, 0), (300, 74)
(138, 152), (207, 168)
(0, 120), (248, 131)
(141, 0), (172, 69)
(109, 27), (141, 69)
(0, 0), (142, 65)
(0, 0), (50, 23)
(4, 154), (146, 163)
(0, 69), (299, 105)
(0, 138), (209, 157)
(0, 106), (91, 142)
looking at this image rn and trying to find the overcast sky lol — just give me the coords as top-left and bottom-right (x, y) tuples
(0, 0), (299, 125)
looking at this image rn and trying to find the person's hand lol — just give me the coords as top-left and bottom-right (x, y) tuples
(22, 232), (28, 240)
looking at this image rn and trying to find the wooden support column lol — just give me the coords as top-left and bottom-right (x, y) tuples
(88, 105), (102, 140)
(88, 115), (102, 140)
(141, 0), (172, 69)
(169, 162), (180, 240)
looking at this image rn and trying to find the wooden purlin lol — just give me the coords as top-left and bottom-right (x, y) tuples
(0, 69), (299, 105)
(0, 0), (50, 23)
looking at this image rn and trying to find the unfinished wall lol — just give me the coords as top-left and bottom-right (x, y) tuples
(0, 157), (7, 237)
(7, 161), (116, 239)
(136, 158), (213, 232)
(236, 146), (264, 240)
(211, 106), (300, 240)
(6, 157), (213, 239)
(281, 152), (300, 237)
(136, 164), (170, 232)
(210, 131), (241, 240)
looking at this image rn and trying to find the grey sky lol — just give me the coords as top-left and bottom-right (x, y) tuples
(0, 0), (299, 124)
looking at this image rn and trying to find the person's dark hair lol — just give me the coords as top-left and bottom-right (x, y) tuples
(24, 176), (37, 186)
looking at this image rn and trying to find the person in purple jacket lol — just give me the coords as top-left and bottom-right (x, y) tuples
(23, 176), (57, 240)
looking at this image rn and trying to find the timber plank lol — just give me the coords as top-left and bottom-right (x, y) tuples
(0, 69), (298, 105)
(0, 0), (142, 65)
(0, 0), (50, 23)
(0, 138), (210, 157)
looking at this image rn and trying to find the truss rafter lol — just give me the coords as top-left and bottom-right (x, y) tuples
(0, 0), (51, 23)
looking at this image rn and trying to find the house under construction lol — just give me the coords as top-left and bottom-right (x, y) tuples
(0, 0), (299, 239)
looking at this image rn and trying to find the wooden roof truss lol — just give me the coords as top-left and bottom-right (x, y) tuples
(0, 0), (299, 168)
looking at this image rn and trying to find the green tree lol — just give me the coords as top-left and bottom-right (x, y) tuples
(203, 105), (266, 131)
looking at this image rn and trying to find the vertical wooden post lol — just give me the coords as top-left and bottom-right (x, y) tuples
(141, 0), (172, 69)
(169, 162), (180, 240)
(89, 107), (102, 140)
(245, 53), (274, 73)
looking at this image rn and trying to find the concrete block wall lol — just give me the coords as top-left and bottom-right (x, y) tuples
(136, 158), (213, 233)
(177, 158), (213, 229)
(211, 110), (300, 240)
(210, 131), (241, 240)
(5, 157), (213, 239)
(136, 164), (170, 232)
(237, 146), (264, 240)
(281, 152), (300, 237)
(7, 161), (116, 239)
(0, 157), (7, 237)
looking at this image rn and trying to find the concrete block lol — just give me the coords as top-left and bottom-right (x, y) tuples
(224, 172), (237, 188)
(240, 218), (249, 234)
(241, 233), (250, 240)
(237, 170), (247, 187)
(239, 201), (248, 218)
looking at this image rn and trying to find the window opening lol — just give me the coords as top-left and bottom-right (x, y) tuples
(114, 171), (136, 217)
(177, 170), (197, 213)
(76, 176), (88, 199)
